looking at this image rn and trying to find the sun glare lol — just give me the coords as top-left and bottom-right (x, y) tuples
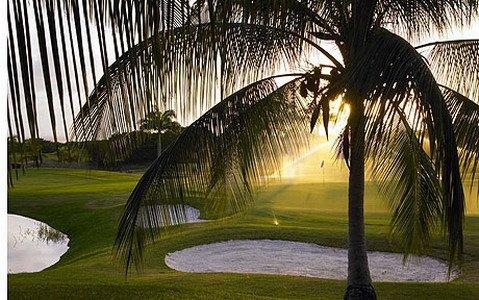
(312, 96), (350, 137)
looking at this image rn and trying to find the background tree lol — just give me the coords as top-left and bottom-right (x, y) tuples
(7, 1), (479, 299)
(139, 109), (181, 156)
(7, 136), (23, 185)
(24, 138), (43, 168)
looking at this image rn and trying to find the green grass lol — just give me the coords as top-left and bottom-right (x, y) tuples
(8, 168), (479, 299)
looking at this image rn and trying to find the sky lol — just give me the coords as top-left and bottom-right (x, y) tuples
(7, 4), (479, 142)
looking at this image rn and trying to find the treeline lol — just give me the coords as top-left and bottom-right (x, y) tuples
(7, 130), (181, 171)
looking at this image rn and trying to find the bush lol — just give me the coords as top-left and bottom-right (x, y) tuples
(57, 145), (89, 163)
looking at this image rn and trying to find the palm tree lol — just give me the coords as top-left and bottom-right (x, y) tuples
(139, 109), (181, 155)
(7, 1), (479, 299)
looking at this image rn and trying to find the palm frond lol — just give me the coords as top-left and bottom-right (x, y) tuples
(370, 109), (442, 256)
(193, 0), (327, 32)
(114, 76), (309, 272)
(343, 28), (466, 266)
(73, 22), (335, 141)
(109, 0), (191, 36)
(62, 0), (86, 140)
(32, 0), (58, 142)
(7, 101), (15, 187)
(381, 0), (479, 39)
(45, 0), (69, 142)
(7, 39), (25, 143)
(442, 86), (479, 187)
(71, 0), (93, 112)
(417, 40), (479, 101)
(56, 0), (78, 140)
(10, 0), (38, 138)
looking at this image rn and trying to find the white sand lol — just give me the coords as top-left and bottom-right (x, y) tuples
(165, 239), (458, 282)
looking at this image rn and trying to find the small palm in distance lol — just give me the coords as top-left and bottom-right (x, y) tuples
(139, 109), (181, 155)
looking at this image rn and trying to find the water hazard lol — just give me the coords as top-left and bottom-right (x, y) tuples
(8, 214), (69, 274)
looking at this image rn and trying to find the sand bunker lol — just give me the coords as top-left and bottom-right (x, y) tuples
(165, 239), (457, 282)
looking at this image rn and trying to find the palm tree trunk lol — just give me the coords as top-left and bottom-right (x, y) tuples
(344, 99), (377, 300)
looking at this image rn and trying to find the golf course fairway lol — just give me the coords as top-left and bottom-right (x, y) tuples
(7, 168), (479, 299)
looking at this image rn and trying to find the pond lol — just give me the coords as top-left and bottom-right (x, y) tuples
(136, 204), (204, 228)
(8, 214), (69, 274)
